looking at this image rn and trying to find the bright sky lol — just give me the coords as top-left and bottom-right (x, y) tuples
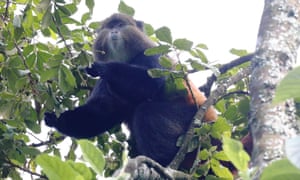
(93, 0), (264, 63)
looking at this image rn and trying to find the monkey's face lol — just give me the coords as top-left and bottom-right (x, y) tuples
(93, 13), (155, 63)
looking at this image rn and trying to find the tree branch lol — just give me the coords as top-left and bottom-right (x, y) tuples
(169, 66), (251, 170)
(200, 53), (254, 96)
(125, 156), (191, 180)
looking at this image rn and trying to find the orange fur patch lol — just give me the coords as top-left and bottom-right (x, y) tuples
(184, 80), (217, 122)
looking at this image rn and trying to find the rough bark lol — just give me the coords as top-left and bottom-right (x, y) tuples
(249, 0), (300, 179)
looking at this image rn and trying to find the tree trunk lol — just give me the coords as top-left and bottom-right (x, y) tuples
(249, 0), (300, 179)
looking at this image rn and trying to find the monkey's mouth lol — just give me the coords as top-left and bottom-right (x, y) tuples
(110, 34), (119, 40)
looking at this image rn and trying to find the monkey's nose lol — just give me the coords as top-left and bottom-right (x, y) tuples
(110, 31), (119, 40)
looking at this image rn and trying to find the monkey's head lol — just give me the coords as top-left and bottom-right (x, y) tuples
(93, 13), (155, 62)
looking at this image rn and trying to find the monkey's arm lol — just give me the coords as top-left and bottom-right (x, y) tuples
(86, 61), (165, 103)
(44, 81), (130, 138)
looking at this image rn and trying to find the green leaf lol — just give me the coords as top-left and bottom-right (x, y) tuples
(144, 45), (170, 56)
(41, 4), (53, 29)
(261, 159), (300, 180)
(67, 161), (93, 180)
(118, 1), (135, 16)
(222, 137), (250, 171)
(155, 26), (172, 43)
(173, 38), (193, 51)
(54, 10), (63, 26)
(144, 23), (154, 36)
(148, 68), (171, 78)
(211, 117), (231, 139)
(196, 43), (208, 50)
(190, 49), (208, 63)
(77, 140), (105, 175)
(213, 151), (229, 161)
(37, 0), (51, 12)
(273, 66), (300, 104)
(58, 64), (76, 94)
(85, 0), (94, 13)
(159, 56), (173, 69)
(210, 158), (233, 179)
(199, 149), (210, 160)
(36, 154), (84, 180)
(59, 4), (78, 16)
(229, 48), (248, 56)
(81, 12), (91, 24)
(40, 68), (58, 82)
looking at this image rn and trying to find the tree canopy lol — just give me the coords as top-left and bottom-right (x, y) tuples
(0, 0), (300, 179)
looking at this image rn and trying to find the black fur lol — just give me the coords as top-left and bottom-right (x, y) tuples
(45, 14), (198, 167)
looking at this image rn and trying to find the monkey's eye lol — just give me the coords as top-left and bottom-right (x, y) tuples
(116, 22), (124, 28)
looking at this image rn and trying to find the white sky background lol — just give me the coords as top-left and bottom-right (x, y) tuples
(90, 0), (264, 85)
(92, 0), (264, 62)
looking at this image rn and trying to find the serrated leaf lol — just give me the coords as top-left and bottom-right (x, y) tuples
(261, 159), (300, 180)
(85, 0), (94, 13)
(36, 154), (84, 180)
(118, 1), (135, 16)
(222, 137), (250, 171)
(155, 27), (172, 43)
(144, 45), (170, 56)
(77, 140), (105, 175)
(173, 38), (193, 51)
(274, 66), (300, 104)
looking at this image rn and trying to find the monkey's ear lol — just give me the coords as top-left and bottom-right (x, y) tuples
(135, 20), (144, 32)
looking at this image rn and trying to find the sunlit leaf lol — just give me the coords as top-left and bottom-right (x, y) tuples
(85, 0), (94, 13)
(210, 158), (233, 179)
(118, 1), (135, 16)
(144, 45), (170, 56)
(36, 154), (84, 180)
(173, 38), (193, 51)
(67, 161), (93, 180)
(222, 137), (250, 171)
(230, 48), (248, 56)
(77, 140), (105, 175)
(155, 26), (172, 43)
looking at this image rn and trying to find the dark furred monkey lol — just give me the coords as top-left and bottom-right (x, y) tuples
(45, 13), (217, 167)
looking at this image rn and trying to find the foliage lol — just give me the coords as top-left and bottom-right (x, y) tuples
(0, 0), (253, 179)
(273, 66), (300, 104)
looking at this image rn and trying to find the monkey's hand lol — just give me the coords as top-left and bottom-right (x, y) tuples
(44, 112), (58, 127)
(85, 62), (107, 77)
